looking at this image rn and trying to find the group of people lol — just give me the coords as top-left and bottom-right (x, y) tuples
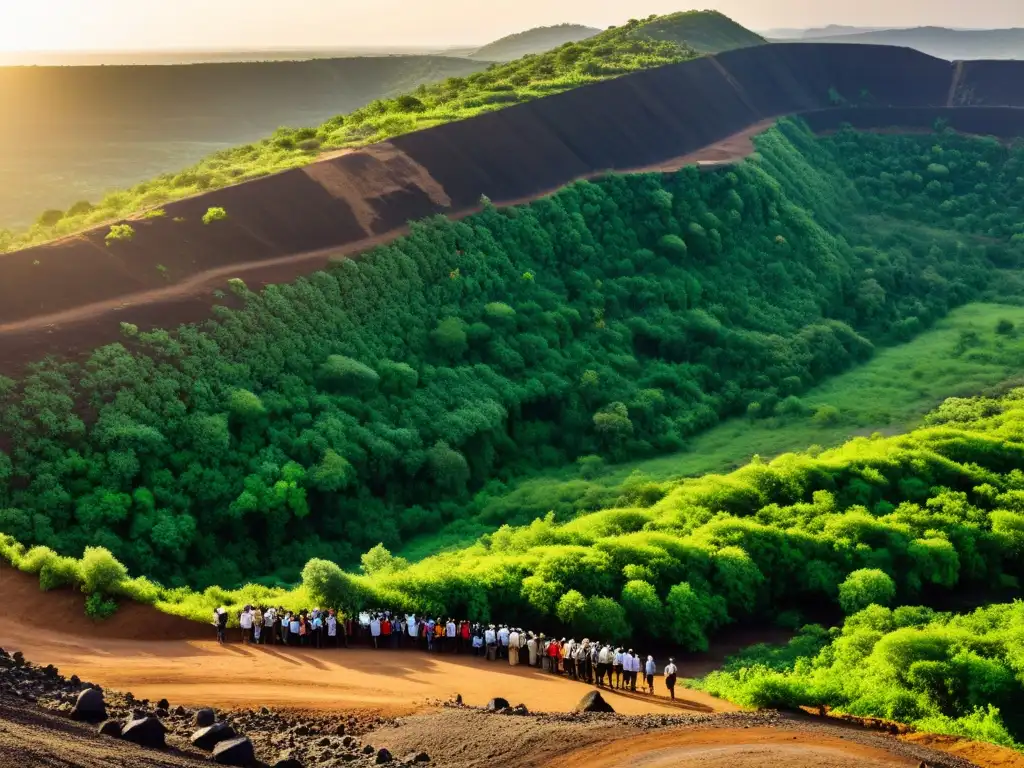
(213, 607), (680, 700)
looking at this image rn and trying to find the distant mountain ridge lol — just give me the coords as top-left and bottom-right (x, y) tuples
(782, 26), (1024, 60)
(468, 24), (601, 61)
(631, 10), (766, 52)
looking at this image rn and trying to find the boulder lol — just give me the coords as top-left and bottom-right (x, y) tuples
(485, 697), (510, 712)
(407, 753), (431, 763)
(272, 759), (304, 768)
(97, 720), (123, 738)
(173, 705), (188, 717)
(155, 708), (169, 719)
(213, 736), (255, 766)
(334, 723), (346, 736)
(121, 717), (168, 749)
(375, 748), (393, 765)
(574, 691), (615, 713)
(70, 688), (106, 723)
(191, 721), (237, 751)
(157, 698), (169, 710)
(362, 745), (375, 755)
(194, 707), (217, 727)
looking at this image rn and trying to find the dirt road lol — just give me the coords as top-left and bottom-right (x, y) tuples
(0, 571), (723, 717)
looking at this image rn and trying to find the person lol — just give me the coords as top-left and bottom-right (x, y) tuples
(597, 644), (613, 687)
(312, 610), (324, 648)
(326, 609), (338, 648)
(546, 638), (560, 674)
(214, 607), (228, 644)
(433, 618), (445, 652)
(446, 618), (457, 653)
(264, 606), (277, 645)
(289, 612), (301, 646)
(519, 629), (528, 665)
(645, 655), (657, 694)
(381, 615), (392, 649)
(239, 606), (253, 644)
(459, 619), (471, 653)
(497, 625), (510, 659)
(623, 650), (637, 691)
(370, 614), (382, 649)
(407, 614), (419, 645)
(299, 613), (309, 646)
(426, 617), (436, 652)
(252, 606), (263, 645)
(613, 647), (623, 689)
(472, 630), (484, 656)
(508, 628), (520, 665)
(527, 633), (538, 667)
(664, 657), (678, 700)
(484, 624), (497, 660)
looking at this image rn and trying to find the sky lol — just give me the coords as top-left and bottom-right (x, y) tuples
(2, 0), (1023, 52)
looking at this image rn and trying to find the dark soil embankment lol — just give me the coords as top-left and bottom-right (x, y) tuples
(7, 43), (1024, 362)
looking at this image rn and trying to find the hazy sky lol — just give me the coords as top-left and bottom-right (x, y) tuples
(3, 0), (1023, 52)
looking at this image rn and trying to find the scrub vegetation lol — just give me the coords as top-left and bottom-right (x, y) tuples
(0, 11), (756, 254)
(3, 118), (1024, 747)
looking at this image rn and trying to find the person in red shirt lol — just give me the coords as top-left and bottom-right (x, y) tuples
(381, 617), (392, 646)
(459, 620), (471, 653)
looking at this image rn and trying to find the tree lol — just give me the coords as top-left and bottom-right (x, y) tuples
(620, 580), (664, 635)
(838, 569), (896, 614)
(360, 543), (408, 575)
(319, 355), (380, 393)
(665, 582), (725, 652)
(556, 589), (586, 625)
(431, 317), (468, 358)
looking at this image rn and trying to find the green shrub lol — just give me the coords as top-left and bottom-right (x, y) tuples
(838, 569), (896, 614)
(104, 224), (135, 244)
(202, 206), (228, 225)
(79, 547), (129, 595)
(84, 592), (119, 620)
(812, 404), (840, 425)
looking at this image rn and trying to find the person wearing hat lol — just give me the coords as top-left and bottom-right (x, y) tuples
(527, 632), (539, 667)
(508, 627), (520, 665)
(664, 657), (678, 700)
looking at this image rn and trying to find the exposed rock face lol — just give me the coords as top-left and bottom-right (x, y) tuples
(121, 716), (168, 749)
(70, 688), (107, 723)
(485, 697), (510, 711)
(574, 691), (615, 713)
(191, 721), (238, 751)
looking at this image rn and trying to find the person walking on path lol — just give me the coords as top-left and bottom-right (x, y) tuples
(664, 657), (678, 700)
(612, 647), (623, 689)
(446, 618), (457, 653)
(214, 607), (228, 644)
(370, 614), (382, 649)
(527, 633), (538, 667)
(264, 607), (276, 645)
(645, 655), (657, 694)
(327, 609), (338, 648)
(289, 613), (301, 646)
(252, 606), (263, 645)
(508, 628), (520, 665)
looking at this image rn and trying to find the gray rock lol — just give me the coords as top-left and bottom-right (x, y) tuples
(191, 721), (237, 751)
(70, 688), (106, 723)
(121, 717), (168, 749)
(194, 707), (217, 727)
(408, 753), (431, 763)
(213, 736), (255, 766)
(375, 748), (393, 765)
(156, 698), (169, 710)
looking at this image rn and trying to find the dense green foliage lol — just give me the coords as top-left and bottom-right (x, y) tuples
(695, 602), (1024, 748)
(1, 120), (1021, 592)
(2, 12), (726, 253)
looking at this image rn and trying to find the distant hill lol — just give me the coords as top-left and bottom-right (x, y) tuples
(0, 55), (485, 229)
(629, 10), (766, 53)
(469, 24), (600, 61)
(798, 27), (1024, 60)
(764, 25), (892, 40)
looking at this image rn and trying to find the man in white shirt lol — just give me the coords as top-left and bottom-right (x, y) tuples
(369, 615), (382, 648)
(263, 607), (276, 646)
(663, 657), (679, 700)
(596, 644), (613, 687)
(445, 619), (457, 653)
(239, 606), (253, 644)
(407, 614), (418, 640)
(484, 624), (497, 660)
(623, 650), (636, 691)
(326, 610), (338, 648)
(613, 648), (623, 689)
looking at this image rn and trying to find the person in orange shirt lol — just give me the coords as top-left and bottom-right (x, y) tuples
(434, 617), (445, 653)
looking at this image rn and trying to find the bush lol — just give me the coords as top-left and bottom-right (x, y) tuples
(812, 404), (840, 425)
(202, 207), (228, 225)
(838, 569), (896, 614)
(996, 318), (1015, 336)
(104, 224), (135, 244)
(85, 592), (119, 620)
(79, 547), (129, 595)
